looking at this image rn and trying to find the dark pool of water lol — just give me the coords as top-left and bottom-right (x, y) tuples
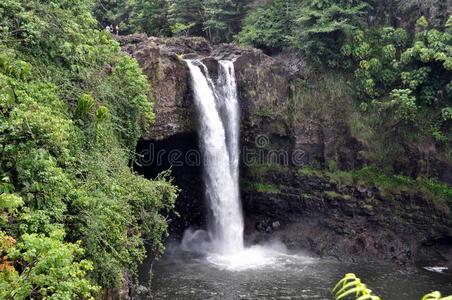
(145, 250), (452, 300)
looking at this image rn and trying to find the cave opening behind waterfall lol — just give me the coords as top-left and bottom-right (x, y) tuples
(133, 133), (206, 237)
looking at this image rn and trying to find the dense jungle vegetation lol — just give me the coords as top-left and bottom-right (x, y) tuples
(0, 0), (177, 298)
(0, 0), (451, 298)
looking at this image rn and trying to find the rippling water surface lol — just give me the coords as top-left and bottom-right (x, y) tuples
(145, 248), (452, 300)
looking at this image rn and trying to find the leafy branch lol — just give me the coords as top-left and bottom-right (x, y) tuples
(333, 273), (452, 300)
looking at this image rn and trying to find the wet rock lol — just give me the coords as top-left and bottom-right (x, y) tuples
(200, 57), (219, 80)
(132, 285), (152, 300)
(273, 50), (307, 76)
(243, 170), (452, 266)
(256, 219), (282, 233)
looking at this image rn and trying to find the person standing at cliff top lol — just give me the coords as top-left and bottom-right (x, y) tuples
(115, 24), (119, 35)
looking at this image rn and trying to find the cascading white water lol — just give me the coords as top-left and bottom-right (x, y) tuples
(180, 59), (286, 270)
(216, 61), (240, 185)
(184, 60), (244, 255)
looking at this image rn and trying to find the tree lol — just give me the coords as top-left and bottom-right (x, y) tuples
(236, 0), (295, 53)
(93, 0), (171, 36)
(292, 0), (371, 66)
(92, 0), (246, 42)
(170, 22), (196, 37)
(237, 0), (370, 60)
(0, 230), (98, 299)
(167, 0), (205, 37)
(203, 0), (243, 43)
(1, 0), (177, 292)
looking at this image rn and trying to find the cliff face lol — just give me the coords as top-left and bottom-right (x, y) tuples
(117, 34), (451, 268)
(117, 35), (196, 140)
(242, 167), (452, 268)
(116, 34), (294, 145)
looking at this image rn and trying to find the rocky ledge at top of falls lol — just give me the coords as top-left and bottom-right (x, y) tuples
(115, 34), (293, 142)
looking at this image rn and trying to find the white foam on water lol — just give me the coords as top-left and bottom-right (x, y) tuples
(423, 266), (449, 273)
(205, 241), (314, 271)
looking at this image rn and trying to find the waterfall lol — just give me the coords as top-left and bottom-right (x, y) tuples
(184, 60), (244, 255)
(180, 59), (287, 270)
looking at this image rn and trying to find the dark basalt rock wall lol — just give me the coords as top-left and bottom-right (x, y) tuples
(242, 168), (452, 269)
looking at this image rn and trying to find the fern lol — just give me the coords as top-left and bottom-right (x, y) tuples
(333, 274), (452, 300)
(422, 291), (452, 300)
(332, 273), (381, 300)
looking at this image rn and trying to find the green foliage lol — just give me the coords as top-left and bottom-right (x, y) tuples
(242, 179), (280, 194)
(447, 16), (452, 28)
(343, 25), (451, 103)
(292, 0), (370, 66)
(441, 107), (452, 121)
(256, 108), (273, 118)
(348, 166), (452, 204)
(0, 194), (23, 211)
(0, 0), (177, 295)
(0, 194), (23, 226)
(388, 89), (417, 121)
(104, 55), (154, 149)
(332, 273), (380, 300)
(0, 230), (99, 299)
(236, 0), (293, 52)
(416, 16), (429, 28)
(0, 0), (97, 62)
(324, 191), (352, 200)
(298, 166), (452, 205)
(170, 22), (196, 36)
(93, 0), (171, 36)
(75, 93), (95, 118)
(340, 23), (451, 161)
(95, 105), (110, 124)
(333, 273), (452, 299)
(422, 291), (452, 300)
(237, 0), (370, 61)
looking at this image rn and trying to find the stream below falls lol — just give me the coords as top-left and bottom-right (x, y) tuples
(143, 248), (452, 300)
